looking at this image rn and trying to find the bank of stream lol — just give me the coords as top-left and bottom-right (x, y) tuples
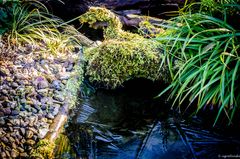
(55, 79), (240, 159)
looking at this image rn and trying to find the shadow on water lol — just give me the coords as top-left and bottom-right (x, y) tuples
(58, 79), (240, 159)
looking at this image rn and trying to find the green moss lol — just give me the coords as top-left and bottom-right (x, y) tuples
(85, 39), (167, 88)
(79, 7), (142, 40)
(64, 62), (83, 108)
(138, 20), (165, 38)
(80, 7), (168, 88)
(30, 139), (55, 159)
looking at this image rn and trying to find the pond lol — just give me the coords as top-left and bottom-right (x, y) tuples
(57, 79), (240, 159)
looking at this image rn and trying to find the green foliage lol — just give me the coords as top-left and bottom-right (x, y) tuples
(0, 1), (81, 55)
(156, 8), (240, 125)
(181, 0), (239, 16)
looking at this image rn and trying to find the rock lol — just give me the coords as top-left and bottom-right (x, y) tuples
(11, 119), (20, 126)
(2, 137), (8, 143)
(5, 150), (10, 158)
(11, 110), (19, 116)
(12, 142), (17, 149)
(20, 128), (25, 135)
(11, 149), (19, 158)
(8, 127), (13, 132)
(34, 77), (49, 89)
(26, 130), (34, 139)
(0, 112), (4, 117)
(58, 72), (70, 80)
(20, 152), (28, 157)
(9, 136), (15, 143)
(11, 82), (18, 88)
(26, 139), (35, 145)
(28, 117), (37, 127)
(52, 104), (60, 116)
(40, 97), (50, 104)
(31, 107), (38, 114)
(37, 112), (44, 120)
(6, 76), (13, 82)
(37, 89), (48, 96)
(26, 100), (34, 106)
(66, 63), (74, 72)
(15, 73), (26, 80)
(42, 111), (47, 118)
(32, 134), (38, 141)
(34, 104), (41, 111)
(0, 84), (9, 90)
(9, 101), (17, 109)
(17, 147), (24, 153)
(52, 80), (62, 90)
(28, 127), (38, 134)
(1, 152), (6, 158)
(0, 118), (5, 125)
(21, 119), (29, 127)
(20, 99), (27, 104)
(47, 119), (53, 124)
(48, 89), (54, 97)
(19, 106), (25, 111)
(41, 104), (47, 110)
(39, 59), (46, 65)
(41, 117), (48, 123)
(14, 136), (21, 144)
(23, 80), (30, 86)
(2, 108), (11, 115)
(21, 138), (26, 144)
(9, 89), (16, 95)
(62, 80), (67, 85)
(53, 92), (65, 102)
(0, 128), (6, 137)
(38, 127), (49, 139)
(46, 113), (54, 119)
(2, 89), (8, 95)
(24, 105), (31, 112)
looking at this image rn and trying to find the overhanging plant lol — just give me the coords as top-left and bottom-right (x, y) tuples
(156, 4), (240, 126)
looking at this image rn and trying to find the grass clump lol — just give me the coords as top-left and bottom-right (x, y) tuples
(200, 0), (239, 13)
(80, 7), (167, 88)
(0, 0), (81, 56)
(157, 3), (240, 125)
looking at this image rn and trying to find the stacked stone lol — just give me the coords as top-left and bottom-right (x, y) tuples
(0, 44), (81, 158)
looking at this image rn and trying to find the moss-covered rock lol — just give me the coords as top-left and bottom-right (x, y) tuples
(79, 7), (143, 41)
(85, 39), (165, 88)
(80, 7), (167, 88)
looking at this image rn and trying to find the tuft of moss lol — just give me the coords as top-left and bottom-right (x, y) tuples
(30, 139), (55, 159)
(138, 20), (165, 38)
(85, 39), (167, 89)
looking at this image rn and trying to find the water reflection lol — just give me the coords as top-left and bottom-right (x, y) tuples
(62, 80), (240, 159)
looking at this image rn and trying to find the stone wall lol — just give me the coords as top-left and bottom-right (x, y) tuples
(0, 41), (83, 158)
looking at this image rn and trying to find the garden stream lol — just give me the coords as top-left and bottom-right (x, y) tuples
(58, 79), (240, 159)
